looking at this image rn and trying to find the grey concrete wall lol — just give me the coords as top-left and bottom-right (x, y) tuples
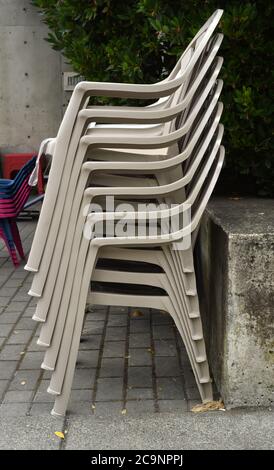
(0, 0), (66, 153)
(197, 198), (274, 408)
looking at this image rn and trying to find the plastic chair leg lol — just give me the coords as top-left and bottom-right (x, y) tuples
(10, 219), (25, 259)
(0, 219), (20, 266)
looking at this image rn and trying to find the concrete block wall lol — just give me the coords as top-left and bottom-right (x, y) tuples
(0, 0), (69, 153)
(197, 198), (274, 408)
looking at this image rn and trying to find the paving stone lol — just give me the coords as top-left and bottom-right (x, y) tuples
(85, 310), (107, 321)
(0, 337), (5, 348)
(67, 401), (94, 416)
(93, 401), (124, 417)
(185, 386), (201, 400)
(96, 377), (123, 401)
(0, 287), (17, 297)
(158, 399), (188, 413)
(19, 352), (44, 370)
(154, 339), (177, 356)
(126, 400), (155, 415)
(127, 388), (153, 400)
(128, 366), (153, 388)
(153, 324), (175, 340)
(79, 334), (102, 350)
(7, 330), (33, 345)
(158, 399), (188, 412)
(0, 361), (17, 379)
(10, 271), (29, 280)
(72, 369), (96, 389)
(70, 389), (92, 402)
(100, 358), (124, 378)
(183, 367), (197, 388)
(0, 380), (8, 399)
(5, 279), (24, 288)
(0, 324), (14, 337)
(107, 315), (128, 327)
(130, 320), (150, 333)
(15, 317), (35, 330)
(0, 298), (9, 308)
(82, 320), (105, 336)
(27, 337), (42, 352)
(151, 311), (173, 325)
(76, 350), (100, 369)
(5, 301), (28, 312)
(129, 333), (151, 348)
(0, 344), (26, 361)
(155, 356), (181, 377)
(3, 390), (33, 403)
(157, 377), (185, 400)
(9, 370), (41, 390)
(0, 403), (29, 417)
(33, 380), (54, 403)
(12, 293), (29, 302)
(105, 326), (127, 341)
(109, 306), (128, 314)
(0, 311), (21, 324)
(103, 341), (126, 358)
(30, 402), (53, 416)
(22, 307), (36, 318)
(128, 348), (152, 366)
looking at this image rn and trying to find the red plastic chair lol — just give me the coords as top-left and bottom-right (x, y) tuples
(1, 153), (44, 194)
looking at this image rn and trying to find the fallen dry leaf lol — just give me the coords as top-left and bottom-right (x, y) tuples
(54, 431), (65, 439)
(121, 409), (127, 415)
(131, 310), (144, 318)
(191, 399), (225, 413)
(147, 348), (155, 355)
(91, 404), (96, 410)
(20, 381), (26, 386)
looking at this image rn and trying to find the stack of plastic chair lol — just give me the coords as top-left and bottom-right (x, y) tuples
(0, 156), (36, 266)
(26, 10), (225, 416)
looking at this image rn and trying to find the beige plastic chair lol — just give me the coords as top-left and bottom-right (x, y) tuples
(27, 32), (222, 302)
(25, 9), (223, 274)
(49, 145), (225, 416)
(31, 77), (223, 362)
(33, 88), (223, 338)
(27, 10), (225, 416)
(32, 68), (221, 374)
(39, 124), (223, 385)
(36, 110), (224, 353)
(29, 45), (223, 301)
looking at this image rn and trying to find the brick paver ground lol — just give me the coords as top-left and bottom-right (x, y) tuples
(0, 219), (206, 419)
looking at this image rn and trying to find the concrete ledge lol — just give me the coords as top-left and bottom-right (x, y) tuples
(198, 198), (274, 408)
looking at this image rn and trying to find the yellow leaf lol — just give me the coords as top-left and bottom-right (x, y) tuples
(191, 399), (225, 413)
(54, 431), (65, 439)
(91, 404), (96, 410)
(121, 409), (127, 415)
(131, 310), (143, 318)
(21, 381), (26, 385)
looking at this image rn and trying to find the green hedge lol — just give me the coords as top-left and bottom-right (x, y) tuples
(32, 0), (274, 196)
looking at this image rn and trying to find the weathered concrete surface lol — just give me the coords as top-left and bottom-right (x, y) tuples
(0, 1), (64, 153)
(198, 197), (274, 408)
(1, 410), (274, 450)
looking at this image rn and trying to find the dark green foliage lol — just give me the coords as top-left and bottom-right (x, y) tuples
(32, 0), (274, 196)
